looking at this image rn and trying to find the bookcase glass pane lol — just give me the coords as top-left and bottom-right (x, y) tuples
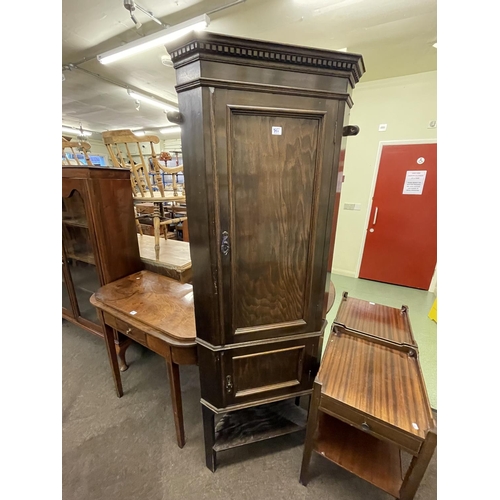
(62, 189), (100, 325)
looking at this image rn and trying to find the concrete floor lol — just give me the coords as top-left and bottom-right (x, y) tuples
(62, 320), (437, 500)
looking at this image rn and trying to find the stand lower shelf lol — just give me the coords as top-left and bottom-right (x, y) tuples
(314, 412), (403, 498)
(213, 399), (307, 452)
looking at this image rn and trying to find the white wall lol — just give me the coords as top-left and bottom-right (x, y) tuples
(332, 71), (437, 286)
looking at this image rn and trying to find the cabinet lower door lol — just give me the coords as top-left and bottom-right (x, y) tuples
(200, 335), (321, 410)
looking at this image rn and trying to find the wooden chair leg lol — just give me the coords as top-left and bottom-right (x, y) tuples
(136, 219), (143, 236)
(153, 204), (160, 260)
(97, 309), (123, 398)
(299, 383), (321, 485)
(166, 358), (185, 448)
(134, 206), (143, 235)
(202, 405), (217, 472)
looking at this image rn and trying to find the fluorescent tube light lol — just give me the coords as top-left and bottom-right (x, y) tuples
(159, 127), (181, 134)
(433, 42), (437, 48)
(127, 89), (178, 112)
(134, 130), (146, 136)
(97, 14), (210, 65)
(62, 126), (92, 136)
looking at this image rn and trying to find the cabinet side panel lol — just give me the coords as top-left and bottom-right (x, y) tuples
(178, 86), (220, 343)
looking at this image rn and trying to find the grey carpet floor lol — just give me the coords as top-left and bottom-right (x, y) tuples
(62, 320), (437, 500)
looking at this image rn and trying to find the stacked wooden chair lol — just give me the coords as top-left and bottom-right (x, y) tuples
(62, 138), (94, 165)
(101, 129), (187, 259)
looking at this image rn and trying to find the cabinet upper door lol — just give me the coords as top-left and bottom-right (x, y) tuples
(214, 94), (344, 344)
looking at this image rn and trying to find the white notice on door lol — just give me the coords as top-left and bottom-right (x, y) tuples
(403, 170), (427, 195)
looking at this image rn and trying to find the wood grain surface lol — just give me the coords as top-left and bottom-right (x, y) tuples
(334, 293), (416, 346)
(137, 235), (192, 271)
(314, 412), (403, 497)
(93, 270), (196, 341)
(317, 331), (433, 439)
(231, 113), (319, 329)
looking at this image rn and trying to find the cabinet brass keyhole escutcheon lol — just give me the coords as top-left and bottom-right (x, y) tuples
(225, 375), (233, 393)
(221, 231), (230, 256)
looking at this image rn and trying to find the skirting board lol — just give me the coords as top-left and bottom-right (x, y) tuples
(331, 268), (357, 278)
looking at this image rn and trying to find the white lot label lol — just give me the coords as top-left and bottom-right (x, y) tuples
(272, 126), (282, 135)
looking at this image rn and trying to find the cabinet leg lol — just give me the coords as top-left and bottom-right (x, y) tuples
(115, 337), (132, 372)
(98, 310), (123, 398)
(299, 383), (321, 486)
(202, 405), (217, 472)
(166, 358), (185, 448)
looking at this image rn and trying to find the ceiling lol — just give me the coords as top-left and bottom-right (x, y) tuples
(62, 0), (437, 139)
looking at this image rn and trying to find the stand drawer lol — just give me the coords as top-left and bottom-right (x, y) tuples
(103, 312), (147, 346)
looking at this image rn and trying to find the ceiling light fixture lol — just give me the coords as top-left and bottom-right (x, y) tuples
(62, 126), (92, 136)
(159, 126), (181, 134)
(127, 89), (178, 111)
(97, 14), (210, 65)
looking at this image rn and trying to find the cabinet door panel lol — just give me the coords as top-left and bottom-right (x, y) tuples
(231, 113), (318, 330)
(62, 186), (101, 326)
(216, 101), (337, 345)
(221, 335), (320, 407)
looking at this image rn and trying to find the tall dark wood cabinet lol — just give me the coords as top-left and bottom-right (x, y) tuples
(165, 33), (365, 470)
(62, 166), (143, 370)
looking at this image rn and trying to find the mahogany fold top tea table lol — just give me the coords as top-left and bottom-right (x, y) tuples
(90, 270), (197, 448)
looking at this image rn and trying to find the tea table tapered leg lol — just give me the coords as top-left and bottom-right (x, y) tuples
(166, 357), (185, 448)
(97, 309), (123, 398)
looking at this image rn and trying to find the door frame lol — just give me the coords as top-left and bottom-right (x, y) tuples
(355, 139), (437, 291)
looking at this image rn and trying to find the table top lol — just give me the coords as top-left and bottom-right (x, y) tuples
(334, 292), (416, 347)
(137, 236), (192, 271)
(91, 270), (196, 343)
(317, 329), (434, 440)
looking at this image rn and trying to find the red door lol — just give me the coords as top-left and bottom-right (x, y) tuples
(359, 143), (437, 290)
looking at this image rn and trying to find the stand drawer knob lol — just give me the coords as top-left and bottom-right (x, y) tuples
(361, 422), (371, 432)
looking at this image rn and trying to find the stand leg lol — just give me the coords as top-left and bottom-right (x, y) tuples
(166, 358), (185, 448)
(97, 310), (123, 398)
(202, 405), (217, 472)
(299, 383), (321, 485)
(399, 429), (437, 500)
